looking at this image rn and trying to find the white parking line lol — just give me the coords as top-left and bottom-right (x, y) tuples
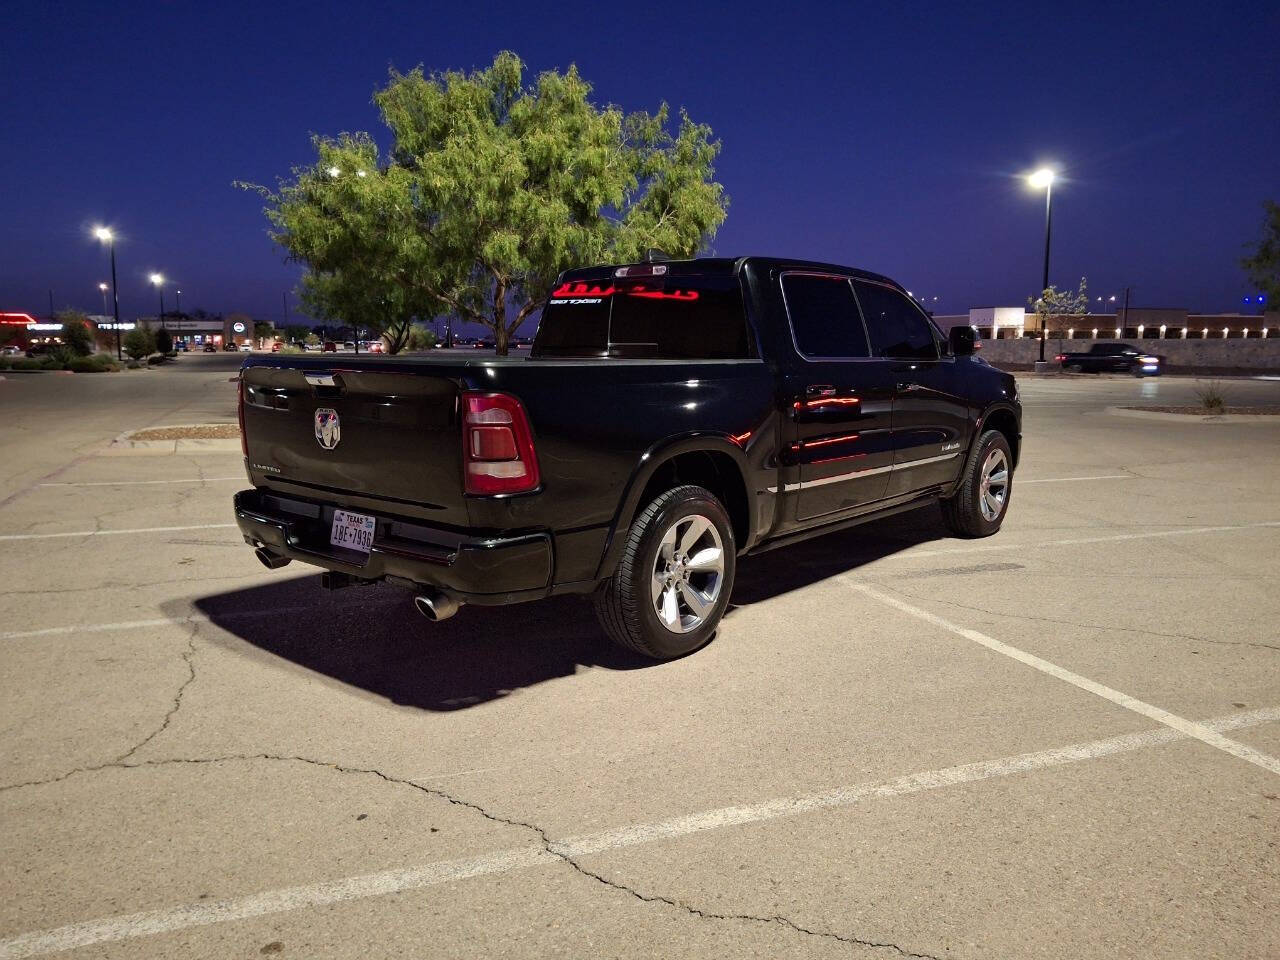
(877, 520), (1280, 562)
(1019, 474), (1132, 484)
(2, 704), (1276, 959)
(846, 581), (1280, 777)
(37, 477), (243, 487)
(0, 596), (405, 642)
(0, 523), (236, 542)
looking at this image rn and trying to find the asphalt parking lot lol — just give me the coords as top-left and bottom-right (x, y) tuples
(2, 355), (1278, 959)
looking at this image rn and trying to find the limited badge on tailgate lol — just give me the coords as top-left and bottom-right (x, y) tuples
(330, 509), (375, 554)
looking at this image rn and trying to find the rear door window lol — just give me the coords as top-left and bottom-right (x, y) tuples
(780, 273), (871, 359)
(532, 274), (750, 359)
(854, 280), (939, 360)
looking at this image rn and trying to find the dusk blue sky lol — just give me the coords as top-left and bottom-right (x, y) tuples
(3, 0), (1277, 328)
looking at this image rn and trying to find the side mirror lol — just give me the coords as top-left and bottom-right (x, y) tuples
(949, 325), (977, 357)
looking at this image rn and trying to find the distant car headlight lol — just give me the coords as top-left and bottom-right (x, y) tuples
(1139, 356), (1159, 364)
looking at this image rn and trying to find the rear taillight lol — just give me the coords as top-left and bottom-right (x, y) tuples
(462, 392), (540, 495)
(1055, 354), (1067, 362)
(237, 376), (247, 456)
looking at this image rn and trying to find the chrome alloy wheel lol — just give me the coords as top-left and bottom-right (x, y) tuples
(978, 448), (1010, 522)
(650, 514), (725, 634)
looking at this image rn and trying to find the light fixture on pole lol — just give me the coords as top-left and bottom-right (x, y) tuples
(98, 282), (109, 315)
(149, 273), (166, 331)
(175, 289), (182, 315)
(93, 227), (123, 360)
(1026, 167), (1056, 363)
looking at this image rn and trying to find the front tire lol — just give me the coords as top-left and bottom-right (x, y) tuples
(942, 430), (1013, 538)
(594, 485), (736, 660)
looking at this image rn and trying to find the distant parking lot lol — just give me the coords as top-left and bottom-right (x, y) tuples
(1, 357), (1278, 959)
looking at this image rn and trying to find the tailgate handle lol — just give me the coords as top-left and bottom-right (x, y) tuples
(304, 373), (338, 387)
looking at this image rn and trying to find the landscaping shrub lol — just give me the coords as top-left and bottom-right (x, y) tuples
(59, 313), (95, 356)
(124, 327), (156, 360)
(1195, 381), (1226, 413)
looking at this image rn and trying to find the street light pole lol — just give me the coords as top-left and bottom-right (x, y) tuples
(149, 273), (166, 332)
(1041, 180), (1052, 296)
(95, 228), (123, 360)
(176, 289), (182, 315)
(1026, 168), (1056, 363)
(99, 283), (109, 316)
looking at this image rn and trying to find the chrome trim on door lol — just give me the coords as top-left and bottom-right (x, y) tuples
(765, 450), (960, 494)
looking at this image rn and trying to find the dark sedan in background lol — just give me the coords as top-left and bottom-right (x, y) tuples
(1057, 342), (1165, 376)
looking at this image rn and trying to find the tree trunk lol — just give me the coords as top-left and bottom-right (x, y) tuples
(492, 275), (509, 356)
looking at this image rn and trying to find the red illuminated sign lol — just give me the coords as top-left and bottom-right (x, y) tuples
(0, 312), (37, 325)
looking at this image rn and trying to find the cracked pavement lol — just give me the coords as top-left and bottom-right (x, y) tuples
(1, 357), (1278, 958)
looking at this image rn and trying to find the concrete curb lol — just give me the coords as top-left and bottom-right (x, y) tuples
(103, 425), (242, 456)
(1105, 406), (1280, 424)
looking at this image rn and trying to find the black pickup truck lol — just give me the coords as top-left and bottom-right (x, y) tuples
(1055, 342), (1165, 375)
(235, 256), (1021, 659)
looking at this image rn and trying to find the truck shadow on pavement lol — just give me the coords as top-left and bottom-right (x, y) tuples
(187, 507), (944, 712)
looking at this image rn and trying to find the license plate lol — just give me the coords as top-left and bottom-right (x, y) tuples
(329, 509), (376, 555)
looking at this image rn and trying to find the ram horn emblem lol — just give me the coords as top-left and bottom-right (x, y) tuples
(314, 408), (341, 450)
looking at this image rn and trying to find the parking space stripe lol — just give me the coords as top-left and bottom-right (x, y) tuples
(0, 523), (236, 542)
(846, 581), (1280, 777)
(0, 597), (404, 642)
(878, 520), (1280, 562)
(2, 704), (1276, 958)
(1018, 474), (1132, 484)
(37, 478), (243, 487)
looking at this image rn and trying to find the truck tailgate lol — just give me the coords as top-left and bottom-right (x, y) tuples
(241, 363), (467, 524)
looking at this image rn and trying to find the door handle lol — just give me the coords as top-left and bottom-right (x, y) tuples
(806, 384), (837, 397)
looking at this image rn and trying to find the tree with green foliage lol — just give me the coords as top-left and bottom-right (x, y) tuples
(154, 326), (173, 355)
(1028, 277), (1090, 335)
(253, 321), (274, 344)
(123, 327), (156, 360)
(241, 51), (728, 355)
(1241, 200), (1280, 304)
(404, 324), (437, 351)
(57, 310), (94, 356)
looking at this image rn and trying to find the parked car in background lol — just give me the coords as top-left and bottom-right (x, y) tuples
(203, 343), (217, 353)
(271, 341), (282, 353)
(2, 344), (22, 356)
(239, 343), (253, 353)
(1056, 343), (1164, 376)
(235, 255), (1021, 661)
(322, 341), (337, 352)
(342, 341), (356, 351)
(224, 342), (239, 351)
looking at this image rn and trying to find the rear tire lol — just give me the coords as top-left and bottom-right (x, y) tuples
(942, 430), (1013, 538)
(594, 485), (736, 660)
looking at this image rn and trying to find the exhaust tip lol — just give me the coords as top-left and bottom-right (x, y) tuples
(254, 547), (292, 570)
(413, 590), (459, 622)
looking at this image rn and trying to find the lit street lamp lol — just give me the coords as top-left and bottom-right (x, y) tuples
(94, 227), (123, 360)
(1026, 167), (1055, 363)
(149, 273), (166, 331)
(175, 289), (182, 315)
(98, 282), (109, 315)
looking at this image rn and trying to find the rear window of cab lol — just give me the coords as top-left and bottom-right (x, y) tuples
(532, 274), (751, 359)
